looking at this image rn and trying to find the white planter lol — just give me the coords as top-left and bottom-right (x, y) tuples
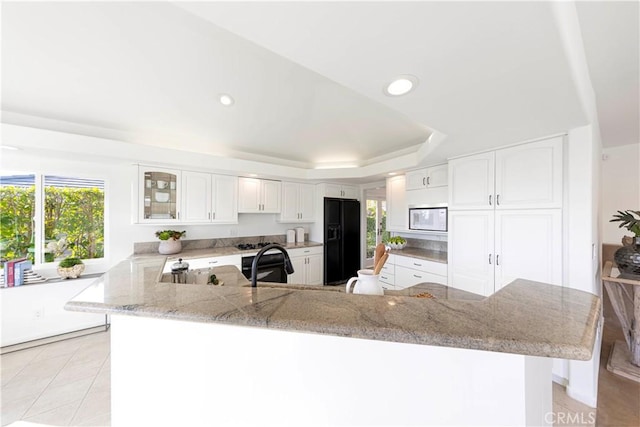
(159, 239), (182, 255)
(57, 263), (85, 279)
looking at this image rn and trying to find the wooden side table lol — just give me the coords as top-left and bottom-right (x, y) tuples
(602, 261), (640, 382)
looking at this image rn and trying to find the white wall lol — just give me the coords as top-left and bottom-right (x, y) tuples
(600, 144), (640, 244)
(0, 278), (106, 346)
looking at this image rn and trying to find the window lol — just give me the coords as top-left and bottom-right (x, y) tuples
(0, 173), (105, 267)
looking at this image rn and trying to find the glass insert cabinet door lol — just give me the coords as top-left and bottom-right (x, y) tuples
(140, 168), (180, 222)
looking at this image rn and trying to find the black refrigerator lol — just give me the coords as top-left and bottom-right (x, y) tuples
(324, 198), (361, 285)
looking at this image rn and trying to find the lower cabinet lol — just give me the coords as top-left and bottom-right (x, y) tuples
(394, 255), (447, 288)
(287, 246), (323, 285)
(448, 209), (562, 296)
(379, 254), (396, 290)
(378, 254), (448, 289)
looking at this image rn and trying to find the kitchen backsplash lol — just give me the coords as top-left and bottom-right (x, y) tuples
(133, 233), (308, 254)
(404, 237), (447, 253)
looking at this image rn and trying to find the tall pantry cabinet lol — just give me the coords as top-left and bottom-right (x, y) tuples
(447, 137), (563, 296)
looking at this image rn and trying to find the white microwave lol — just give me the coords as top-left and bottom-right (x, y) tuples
(408, 206), (448, 232)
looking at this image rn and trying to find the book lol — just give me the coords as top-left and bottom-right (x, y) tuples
(3, 258), (27, 287)
(15, 260), (33, 286)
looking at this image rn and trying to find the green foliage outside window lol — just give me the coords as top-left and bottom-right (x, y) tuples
(0, 186), (35, 263)
(0, 185), (104, 265)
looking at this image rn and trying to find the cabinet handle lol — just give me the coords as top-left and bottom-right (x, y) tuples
(422, 177), (426, 186)
(489, 195), (492, 206)
(177, 212), (180, 220)
(213, 212), (216, 220)
(496, 255), (500, 265)
(381, 275), (388, 280)
(489, 254), (492, 264)
(413, 262), (422, 267)
(496, 194), (500, 205)
(427, 176), (430, 186)
(413, 274), (422, 279)
(209, 260), (218, 264)
(208, 212), (211, 220)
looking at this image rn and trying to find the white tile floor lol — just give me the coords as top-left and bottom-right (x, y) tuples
(1, 329), (599, 427)
(1, 331), (110, 427)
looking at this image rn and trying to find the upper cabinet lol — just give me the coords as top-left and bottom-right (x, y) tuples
(181, 172), (238, 224)
(405, 164), (448, 191)
(448, 137), (563, 210)
(238, 177), (281, 213)
(211, 175), (239, 223)
(139, 167), (181, 223)
(386, 175), (407, 232)
(320, 183), (359, 200)
(278, 182), (315, 223)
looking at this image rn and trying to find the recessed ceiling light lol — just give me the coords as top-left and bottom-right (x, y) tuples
(384, 75), (419, 96)
(1, 145), (19, 150)
(248, 173), (258, 177)
(219, 94), (235, 106)
(388, 172), (397, 176)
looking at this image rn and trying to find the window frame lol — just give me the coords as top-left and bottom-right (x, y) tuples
(1, 171), (107, 268)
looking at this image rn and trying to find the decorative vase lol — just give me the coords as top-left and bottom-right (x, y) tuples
(614, 236), (640, 277)
(159, 239), (182, 255)
(57, 264), (85, 279)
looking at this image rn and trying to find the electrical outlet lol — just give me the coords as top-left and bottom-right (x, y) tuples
(34, 308), (44, 318)
(229, 228), (238, 237)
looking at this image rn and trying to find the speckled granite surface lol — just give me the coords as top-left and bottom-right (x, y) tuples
(132, 241), (324, 262)
(66, 256), (600, 360)
(388, 247), (448, 263)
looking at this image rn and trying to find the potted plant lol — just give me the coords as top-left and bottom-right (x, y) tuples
(155, 230), (186, 255)
(57, 257), (85, 279)
(610, 210), (640, 276)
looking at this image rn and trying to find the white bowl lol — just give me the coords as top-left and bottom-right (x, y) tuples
(155, 192), (170, 203)
(389, 242), (406, 250)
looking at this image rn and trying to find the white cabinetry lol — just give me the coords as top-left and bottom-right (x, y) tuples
(139, 167), (181, 223)
(211, 175), (239, 223)
(406, 164), (448, 190)
(394, 256), (447, 288)
(449, 208), (562, 296)
(378, 254), (447, 289)
(238, 178), (281, 213)
(163, 254), (242, 273)
(321, 184), (359, 199)
(181, 171), (210, 223)
(379, 254), (396, 290)
(386, 176), (407, 232)
(278, 182), (315, 223)
(287, 246), (323, 285)
(449, 137), (562, 210)
(181, 172), (238, 224)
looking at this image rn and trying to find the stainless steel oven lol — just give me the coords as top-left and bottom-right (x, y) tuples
(241, 253), (287, 283)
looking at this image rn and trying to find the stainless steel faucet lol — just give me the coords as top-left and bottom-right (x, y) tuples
(251, 244), (295, 287)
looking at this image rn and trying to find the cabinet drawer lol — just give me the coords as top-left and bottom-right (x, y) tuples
(288, 246), (323, 257)
(380, 262), (394, 275)
(165, 254), (241, 273)
(395, 266), (447, 289)
(379, 272), (395, 285)
(394, 255), (447, 277)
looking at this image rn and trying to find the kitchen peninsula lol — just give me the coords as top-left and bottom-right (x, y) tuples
(66, 250), (600, 426)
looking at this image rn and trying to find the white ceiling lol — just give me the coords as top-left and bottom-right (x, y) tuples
(2, 1), (637, 177)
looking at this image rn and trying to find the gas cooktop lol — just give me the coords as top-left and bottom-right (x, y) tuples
(236, 242), (274, 250)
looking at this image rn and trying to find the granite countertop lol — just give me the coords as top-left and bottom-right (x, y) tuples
(388, 247), (448, 263)
(132, 241), (324, 261)
(66, 254), (600, 360)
